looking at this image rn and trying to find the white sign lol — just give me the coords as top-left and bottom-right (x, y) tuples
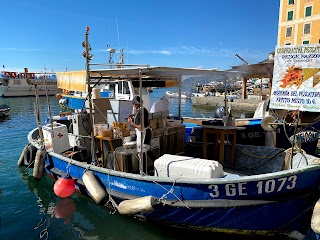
(270, 44), (320, 112)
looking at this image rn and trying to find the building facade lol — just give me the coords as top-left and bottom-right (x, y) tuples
(278, 0), (320, 45)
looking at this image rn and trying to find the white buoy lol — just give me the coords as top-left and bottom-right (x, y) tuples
(82, 171), (108, 204)
(92, 88), (101, 99)
(118, 196), (157, 215)
(311, 200), (320, 234)
(33, 149), (46, 180)
(17, 145), (28, 166)
(261, 116), (278, 132)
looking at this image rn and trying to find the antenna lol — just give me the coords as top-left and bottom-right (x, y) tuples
(235, 54), (249, 65)
(116, 17), (121, 52)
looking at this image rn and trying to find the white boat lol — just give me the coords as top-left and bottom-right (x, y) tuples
(166, 90), (190, 99)
(191, 92), (205, 97)
(165, 90), (178, 98)
(0, 71), (58, 97)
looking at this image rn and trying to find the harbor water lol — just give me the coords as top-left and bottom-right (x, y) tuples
(0, 89), (317, 240)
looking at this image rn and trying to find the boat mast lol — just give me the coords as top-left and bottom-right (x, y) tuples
(84, 26), (96, 164)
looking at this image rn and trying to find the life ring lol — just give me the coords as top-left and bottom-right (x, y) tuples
(19, 73), (24, 78)
(29, 73), (35, 79)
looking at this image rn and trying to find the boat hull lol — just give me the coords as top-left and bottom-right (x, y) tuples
(41, 149), (320, 237)
(0, 74), (58, 97)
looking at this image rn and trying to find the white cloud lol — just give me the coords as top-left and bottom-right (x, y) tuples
(0, 48), (40, 51)
(95, 46), (268, 61)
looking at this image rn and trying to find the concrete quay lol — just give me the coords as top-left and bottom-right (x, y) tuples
(191, 96), (263, 112)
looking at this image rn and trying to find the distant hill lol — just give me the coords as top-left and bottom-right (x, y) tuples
(181, 73), (241, 91)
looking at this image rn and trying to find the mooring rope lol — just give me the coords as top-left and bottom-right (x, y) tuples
(153, 179), (190, 209)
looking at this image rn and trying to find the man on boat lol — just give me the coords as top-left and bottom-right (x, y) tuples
(127, 96), (151, 147)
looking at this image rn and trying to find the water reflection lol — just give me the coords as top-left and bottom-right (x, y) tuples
(54, 198), (76, 224)
(18, 168), (173, 240)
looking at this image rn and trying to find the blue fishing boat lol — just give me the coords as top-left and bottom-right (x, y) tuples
(19, 27), (320, 239)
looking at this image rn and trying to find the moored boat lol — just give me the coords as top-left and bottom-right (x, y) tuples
(19, 28), (320, 239)
(166, 90), (190, 99)
(0, 71), (58, 97)
(0, 104), (10, 118)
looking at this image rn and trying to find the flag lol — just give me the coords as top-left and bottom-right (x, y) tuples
(2, 65), (4, 68)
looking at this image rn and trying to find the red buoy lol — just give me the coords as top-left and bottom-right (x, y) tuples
(53, 175), (75, 198)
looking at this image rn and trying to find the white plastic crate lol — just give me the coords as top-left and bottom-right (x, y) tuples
(154, 154), (223, 179)
(43, 123), (70, 153)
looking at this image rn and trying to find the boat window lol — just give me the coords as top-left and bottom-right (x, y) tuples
(123, 81), (130, 94)
(12, 79), (21, 85)
(108, 83), (115, 92)
(117, 81), (130, 94)
(118, 82), (122, 93)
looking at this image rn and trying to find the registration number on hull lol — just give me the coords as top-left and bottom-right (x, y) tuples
(208, 175), (297, 198)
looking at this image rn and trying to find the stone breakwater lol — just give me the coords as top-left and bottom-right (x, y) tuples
(191, 96), (263, 112)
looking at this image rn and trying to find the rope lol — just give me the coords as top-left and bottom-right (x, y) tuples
(153, 179), (190, 209)
(105, 173), (118, 213)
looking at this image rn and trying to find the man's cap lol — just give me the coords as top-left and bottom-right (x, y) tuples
(132, 95), (142, 104)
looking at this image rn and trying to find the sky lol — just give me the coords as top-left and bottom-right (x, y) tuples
(0, 0), (280, 73)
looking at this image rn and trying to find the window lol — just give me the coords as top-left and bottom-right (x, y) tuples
(288, 0), (294, 5)
(287, 11), (294, 21)
(303, 40), (310, 44)
(117, 82), (122, 93)
(123, 82), (130, 94)
(12, 80), (21, 85)
(286, 27), (293, 37)
(305, 6), (312, 17)
(285, 43), (292, 45)
(304, 23), (311, 34)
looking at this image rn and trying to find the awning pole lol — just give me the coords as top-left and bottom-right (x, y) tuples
(178, 77), (182, 118)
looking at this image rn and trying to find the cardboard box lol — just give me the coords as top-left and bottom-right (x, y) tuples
(149, 119), (158, 129)
(158, 118), (166, 128)
(122, 128), (130, 137)
(94, 124), (112, 137)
